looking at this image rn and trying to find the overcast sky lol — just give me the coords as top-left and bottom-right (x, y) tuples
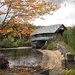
(30, 0), (75, 27)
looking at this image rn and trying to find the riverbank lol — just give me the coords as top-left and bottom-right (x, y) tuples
(0, 66), (43, 75)
(0, 47), (65, 75)
(0, 68), (33, 75)
(0, 47), (32, 50)
(0, 47), (64, 70)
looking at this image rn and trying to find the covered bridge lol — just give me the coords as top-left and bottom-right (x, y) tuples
(31, 24), (67, 48)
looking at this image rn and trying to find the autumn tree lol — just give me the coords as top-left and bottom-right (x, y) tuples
(0, 0), (61, 39)
(0, 0), (61, 27)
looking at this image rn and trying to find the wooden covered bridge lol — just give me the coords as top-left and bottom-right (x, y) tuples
(30, 24), (67, 48)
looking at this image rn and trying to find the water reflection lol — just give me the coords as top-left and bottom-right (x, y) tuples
(0, 49), (42, 68)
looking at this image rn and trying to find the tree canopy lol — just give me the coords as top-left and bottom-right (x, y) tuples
(63, 26), (75, 50)
(0, 0), (61, 40)
(0, 0), (61, 27)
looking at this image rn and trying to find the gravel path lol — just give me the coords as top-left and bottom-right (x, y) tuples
(37, 50), (64, 70)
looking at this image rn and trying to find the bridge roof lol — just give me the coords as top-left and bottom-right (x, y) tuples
(31, 24), (65, 35)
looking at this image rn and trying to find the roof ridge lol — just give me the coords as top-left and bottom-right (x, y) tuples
(37, 24), (63, 29)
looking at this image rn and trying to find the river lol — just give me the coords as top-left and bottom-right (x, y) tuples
(0, 49), (43, 68)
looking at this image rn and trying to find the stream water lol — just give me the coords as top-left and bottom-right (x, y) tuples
(0, 49), (42, 68)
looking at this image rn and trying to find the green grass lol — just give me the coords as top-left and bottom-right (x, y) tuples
(58, 41), (75, 54)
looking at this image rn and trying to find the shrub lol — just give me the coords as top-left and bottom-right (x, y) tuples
(63, 30), (68, 44)
(47, 44), (55, 50)
(15, 39), (23, 47)
(0, 43), (1, 48)
(41, 38), (57, 50)
(15, 39), (30, 47)
(67, 53), (75, 57)
(13, 42), (18, 47)
(41, 45), (47, 49)
(0, 38), (30, 48)
(60, 69), (71, 75)
(24, 41), (30, 46)
(0, 57), (9, 69)
(47, 38), (53, 45)
(1, 38), (14, 48)
(71, 69), (75, 75)
(60, 69), (75, 75)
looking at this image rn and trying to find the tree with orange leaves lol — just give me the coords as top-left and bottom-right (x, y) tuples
(0, 0), (61, 28)
(0, 0), (61, 40)
(0, 21), (34, 40)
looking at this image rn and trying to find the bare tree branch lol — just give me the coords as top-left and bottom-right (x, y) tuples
(0, 0), (28, 4)
(0, 4), (6, 8)
(2, 1), (12, 29)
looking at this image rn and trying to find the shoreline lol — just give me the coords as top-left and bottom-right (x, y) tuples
(0, 47), (32, 50)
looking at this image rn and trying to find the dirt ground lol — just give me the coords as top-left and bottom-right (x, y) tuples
(37, 50), (64, 70)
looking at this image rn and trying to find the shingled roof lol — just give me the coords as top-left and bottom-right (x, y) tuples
(31, 24), (65, 35)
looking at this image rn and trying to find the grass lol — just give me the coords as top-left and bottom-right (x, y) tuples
(58, 41), (75, 70)
(58, 41), (75, 54)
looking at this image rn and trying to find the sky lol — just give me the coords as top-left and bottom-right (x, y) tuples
(0, 0), (75, 27)
(30, 0), (75, 27)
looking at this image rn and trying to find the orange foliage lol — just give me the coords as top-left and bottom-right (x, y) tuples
(0, 0), (61, 24)
(0, 0), (61, 39)
(0, 21), (34, 39)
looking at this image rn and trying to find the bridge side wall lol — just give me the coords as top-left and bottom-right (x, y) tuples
(31, 33), (57, 49)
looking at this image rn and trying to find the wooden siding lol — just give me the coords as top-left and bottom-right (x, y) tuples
(31, 33), (57, 41)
